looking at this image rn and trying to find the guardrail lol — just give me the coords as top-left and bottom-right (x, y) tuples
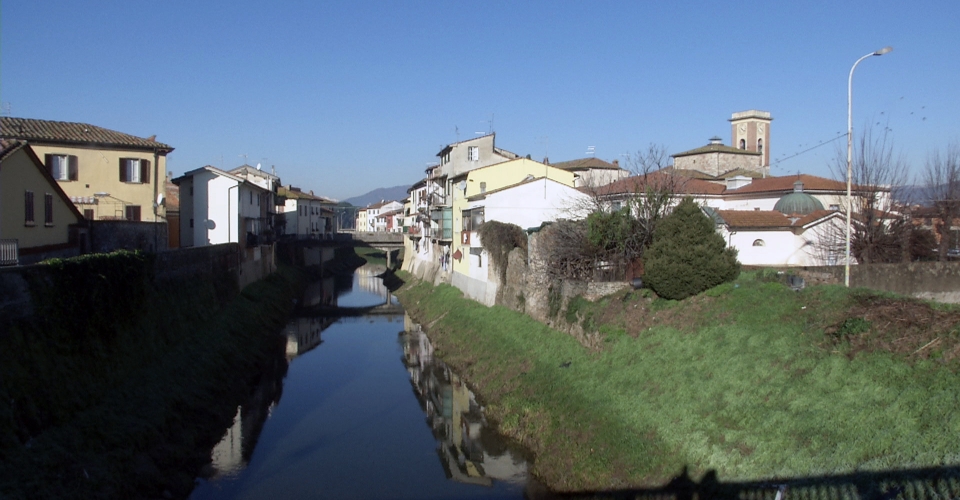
(0, 239), (19, 266)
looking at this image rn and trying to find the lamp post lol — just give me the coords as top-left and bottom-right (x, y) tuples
(845, 46), (892, 287)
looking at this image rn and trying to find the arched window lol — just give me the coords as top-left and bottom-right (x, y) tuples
(752, 239), (765, 247)
(757, 138), (763, 155)
(739, 139), (746, 150)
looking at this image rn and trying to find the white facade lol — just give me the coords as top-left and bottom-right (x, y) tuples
(176, 167), (269, 247)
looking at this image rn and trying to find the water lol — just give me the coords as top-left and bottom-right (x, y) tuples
(189, 265), (532, 499)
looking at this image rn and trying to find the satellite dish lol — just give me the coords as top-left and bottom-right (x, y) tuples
(205, 219), (216, 230)
(256, 162), (262, 170)
(156, 194), (165, 206)
(458, 181), (467, 191)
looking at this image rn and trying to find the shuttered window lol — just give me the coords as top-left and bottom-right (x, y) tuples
(45, 154), (78, 181)
(125, 205), (141, 221)
(119, 158), (151, 183)
(24, 191), (35, 226)
(44, 193), (54, 226)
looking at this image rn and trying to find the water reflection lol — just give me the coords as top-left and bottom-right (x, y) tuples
(400, 318), (529, 488)
(191, 265), (531, 499)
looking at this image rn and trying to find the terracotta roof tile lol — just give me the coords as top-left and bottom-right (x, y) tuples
(672, 143), (760, 158)
(725, 174), (850, 194)
(716, 208), (839, 229)
(0, 117), (173, 151)
(551, 157), (620, 171)
(594, 171), (726, 197)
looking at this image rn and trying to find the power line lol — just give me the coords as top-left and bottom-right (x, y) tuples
(772, 132), (846, 168)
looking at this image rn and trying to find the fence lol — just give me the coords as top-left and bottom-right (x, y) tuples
(0, 240), (18, 266)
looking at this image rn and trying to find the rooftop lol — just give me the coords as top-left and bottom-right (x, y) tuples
(1, 117), (173, 152)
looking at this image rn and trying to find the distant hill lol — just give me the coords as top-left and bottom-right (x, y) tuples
(343, 185), (411, 208)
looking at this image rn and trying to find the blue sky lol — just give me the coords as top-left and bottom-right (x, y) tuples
(3, 1), (958, 201)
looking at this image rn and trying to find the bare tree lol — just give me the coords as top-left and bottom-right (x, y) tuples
(922, 142), (960, 261)
(829, 125), (913, 263)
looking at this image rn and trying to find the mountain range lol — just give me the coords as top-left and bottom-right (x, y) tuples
(342, 185), (411, 207)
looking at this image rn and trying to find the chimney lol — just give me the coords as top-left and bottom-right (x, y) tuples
(543, 157), (549, 165)
(793, 180), (804, 193)
(613, 159), (619, 167)
(709, 136), (723, 145)
(147, 135), (157, 142)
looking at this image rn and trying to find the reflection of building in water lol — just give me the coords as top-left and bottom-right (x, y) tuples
(300, 277), (336, 308)
(400, 320), (528, 487)
(354, 265), (398, 305)
(284, 315), (337, 361)
(206, 336), (288, 479)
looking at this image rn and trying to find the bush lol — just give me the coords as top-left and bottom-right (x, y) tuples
(643, 197), (740, 300)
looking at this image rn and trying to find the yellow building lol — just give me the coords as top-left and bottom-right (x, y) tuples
(0, 117), (174, 222)
(0, 140), (85, 264)
(448, 158), (575, 278)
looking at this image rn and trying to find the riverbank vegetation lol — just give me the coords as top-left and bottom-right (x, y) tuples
(0, 253), (307, 499)
(395, 270), (960, 492)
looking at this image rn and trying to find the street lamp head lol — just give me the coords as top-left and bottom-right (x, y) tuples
(874, 46), (893, 56)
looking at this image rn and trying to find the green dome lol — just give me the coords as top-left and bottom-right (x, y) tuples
(774, 192), (824, 215)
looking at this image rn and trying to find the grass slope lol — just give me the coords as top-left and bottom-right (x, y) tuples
(395, 271), (960, 491)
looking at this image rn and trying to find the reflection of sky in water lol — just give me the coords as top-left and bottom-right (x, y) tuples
(335, 265), (397, 308)
(190, 315), (527, 500)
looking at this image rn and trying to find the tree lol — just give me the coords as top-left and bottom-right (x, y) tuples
(828, 125), (912, 264)
(644, 197), (740, 300)
(922, 142), (960, 261)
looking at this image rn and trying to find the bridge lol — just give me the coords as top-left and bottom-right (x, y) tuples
(280, 231), (405, 266)
(300, 301), (405, 317)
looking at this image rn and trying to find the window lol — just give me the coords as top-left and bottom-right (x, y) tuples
(119, 158), (150, 184)
(829, 204), (840, 211)
(83, 209), (94, 220)
(480, 181), (487, 194)
(125, 205), (141, 221)
(44, 193), (53, 226)
(739, 139), (746, 150)
(24, 191), (35, 226)
(45, 154), (78, 181)
(467, 146), (479, 161)
(757, 139), (763, 155)
(190, 218), (194, 228)
(462, 207), (484, 231)
(753, 239), (765, 247)
(250, 191), (253, 205)
(611, 201), (622, 212)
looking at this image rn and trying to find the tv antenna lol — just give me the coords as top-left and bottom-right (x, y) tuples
(585, 146), (596, 156)
(238, 153), (248, 165)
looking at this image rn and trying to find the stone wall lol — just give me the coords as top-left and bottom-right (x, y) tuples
(794, 262), (960, 304)
(90, 220), (168, 254)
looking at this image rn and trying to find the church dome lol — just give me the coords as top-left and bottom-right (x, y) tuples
(774, 192), (824, 215)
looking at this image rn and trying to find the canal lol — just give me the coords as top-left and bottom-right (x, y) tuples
(189, 264), (535, 499)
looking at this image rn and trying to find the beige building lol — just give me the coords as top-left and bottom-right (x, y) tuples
(0, 117), (174, 222)
(671, 110), (772, 178)
(0, 140), (85, 264)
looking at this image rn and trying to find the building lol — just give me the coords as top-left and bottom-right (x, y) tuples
(0, 140), (86, 264)
(547, 157), (630, 189)
(173, 166), (272, 247)
(671, 110), (772, 178)
(278, 186), (336, 239)
(0, 117), (174, 222)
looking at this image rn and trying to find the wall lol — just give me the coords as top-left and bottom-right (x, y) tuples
(794, 262), (960, 304)
(29, 143), (167, 221)
(90, 220), (168, 253)
(1, 244), (240, 335)
(0, 146), (81, 250)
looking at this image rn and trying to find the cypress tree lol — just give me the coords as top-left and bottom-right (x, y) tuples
(644, 197), (740, 300)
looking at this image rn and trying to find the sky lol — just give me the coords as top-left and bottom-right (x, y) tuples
(2, 1), (958, 201)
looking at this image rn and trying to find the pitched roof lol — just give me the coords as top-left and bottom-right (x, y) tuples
(672, 143), (760, 158)
(593, 171), (726, 197)
(715, 209), (838, 229)
(551, 157), (621, 171)
(0, 140), (85, 223)
(725, 174), (851, 195)
(277, 186), (333, 202)
(1, 117), (173, 152)
(229, 164), (279, 180)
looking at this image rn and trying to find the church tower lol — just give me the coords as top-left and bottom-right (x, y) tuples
(730, 110), (772, 171)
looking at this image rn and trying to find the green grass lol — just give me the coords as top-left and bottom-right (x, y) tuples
(395, 271), (960, 490)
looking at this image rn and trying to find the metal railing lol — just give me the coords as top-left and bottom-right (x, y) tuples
(0, 239), (19, 266)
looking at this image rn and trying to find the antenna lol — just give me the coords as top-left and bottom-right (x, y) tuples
(585, 146), (596, 156)
(454, 126), (460, 142)
(238, 153), (248, 165)
(0, 102), (11, 116)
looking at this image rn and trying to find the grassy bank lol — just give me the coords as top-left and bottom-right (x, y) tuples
(0, 258), (307, 499)
(395, 271), (960, 492)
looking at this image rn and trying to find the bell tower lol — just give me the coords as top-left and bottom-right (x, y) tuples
(730, 110), (772, 171)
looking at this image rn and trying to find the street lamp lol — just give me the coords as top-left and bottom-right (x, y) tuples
(845, 46), (892, 287)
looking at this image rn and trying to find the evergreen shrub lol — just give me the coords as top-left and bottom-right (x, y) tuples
(644, 197), (740, 300)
